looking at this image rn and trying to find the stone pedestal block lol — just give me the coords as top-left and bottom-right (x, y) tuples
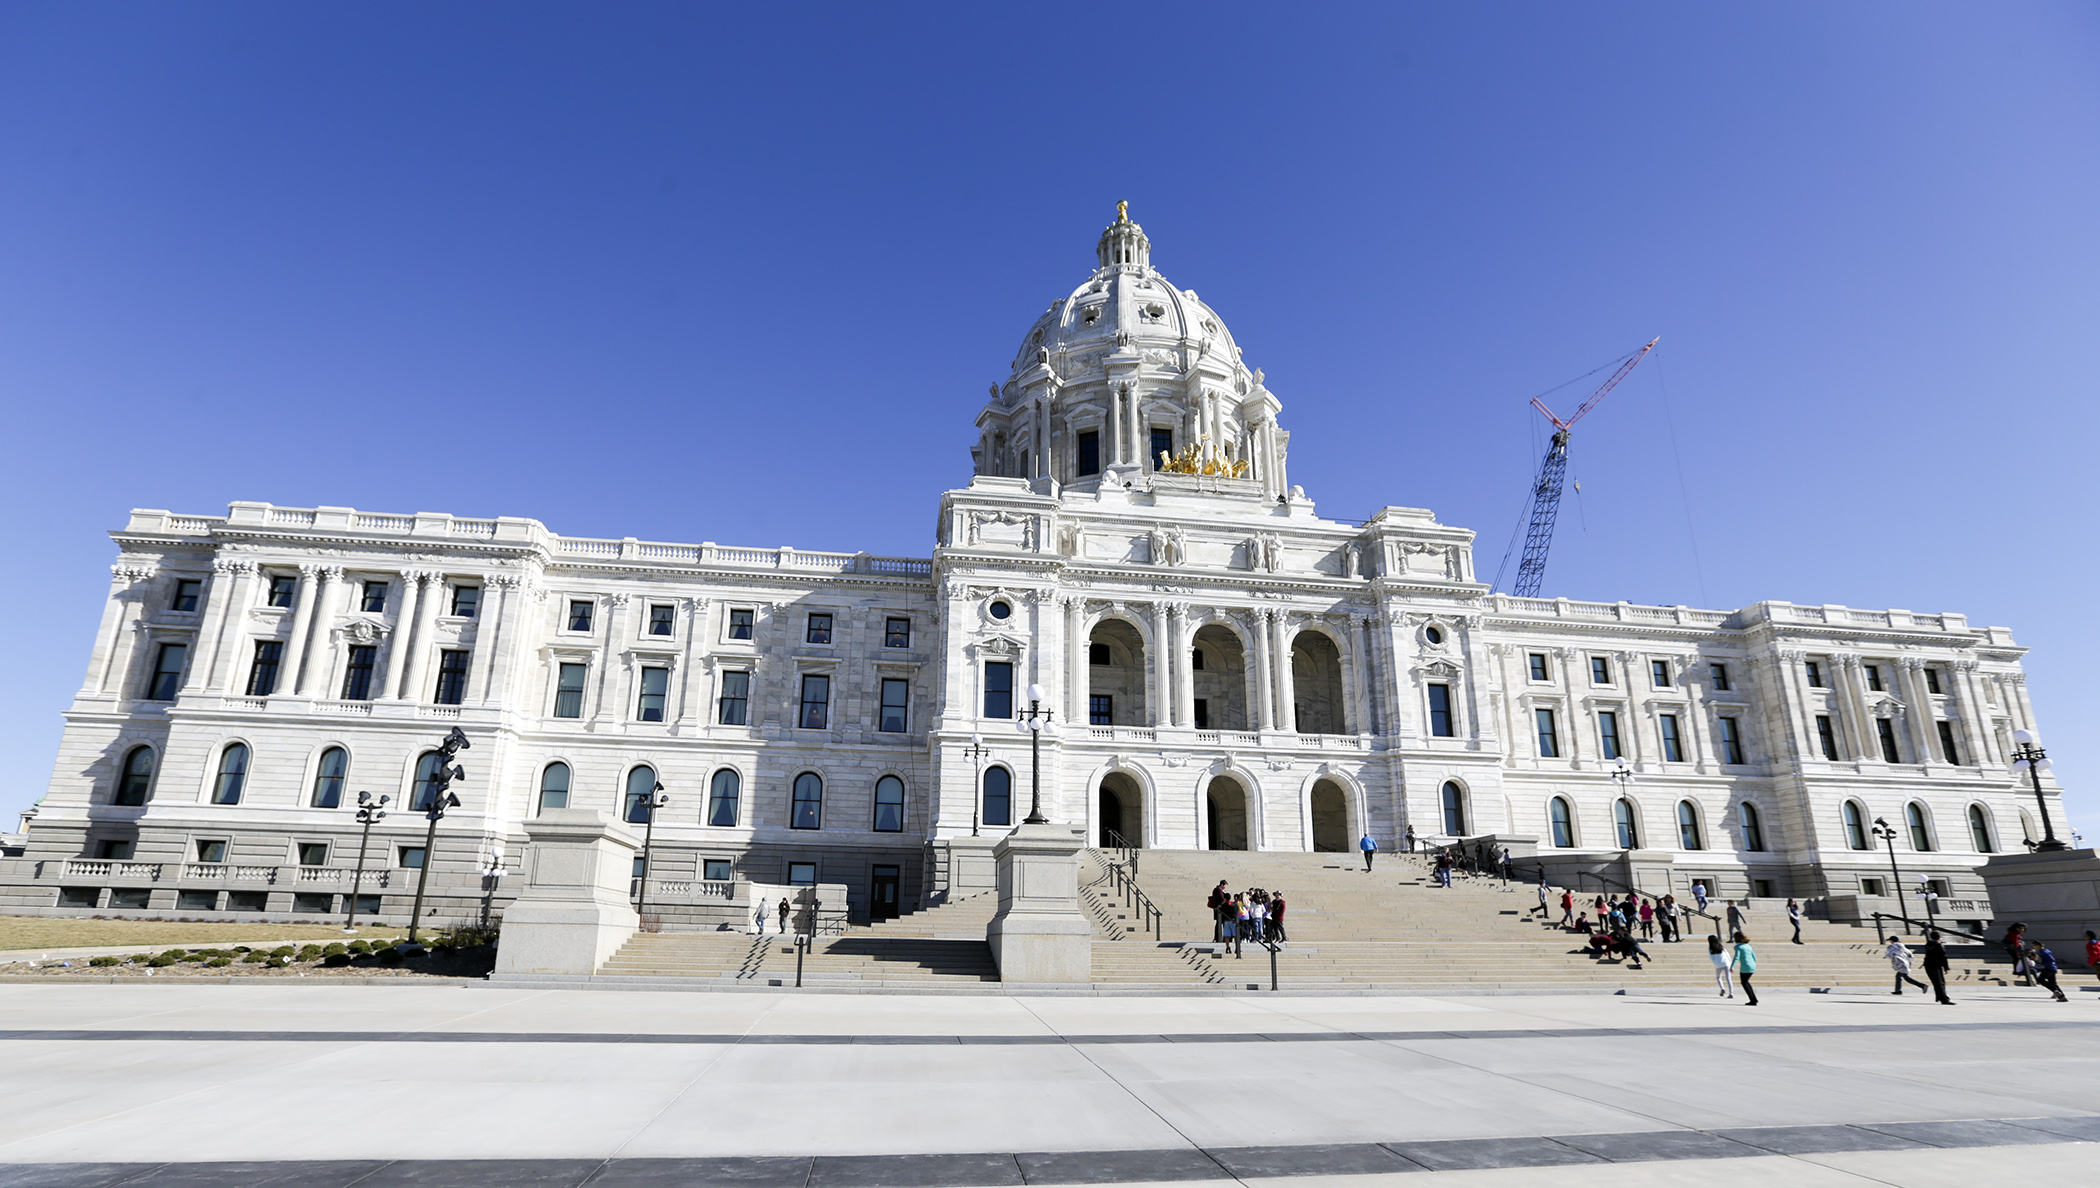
(492, 810), (640, 977)
(985, 823), (1090, 985)
(945, 836), (1000, 897)
(1979, 849), (2100, 953)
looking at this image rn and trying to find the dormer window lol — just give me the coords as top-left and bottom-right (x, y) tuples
(1081, 305), (1101, 325)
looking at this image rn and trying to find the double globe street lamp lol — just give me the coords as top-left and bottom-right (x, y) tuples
(2009, 729), (2067, 852)
(1014, 683), (1059, 825)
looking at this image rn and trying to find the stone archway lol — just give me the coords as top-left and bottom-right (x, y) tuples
(1098, 771), (1144, 848)
(1291, 632), (1348, 735)
(1190, 623), (1249, 731)
(1309, 778), (1351, 852)
(1087, 619), (1148, 726)
(1207, 776), (1250, 850)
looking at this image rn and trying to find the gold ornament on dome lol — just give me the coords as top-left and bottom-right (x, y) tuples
(1158, 435), (1250, 478)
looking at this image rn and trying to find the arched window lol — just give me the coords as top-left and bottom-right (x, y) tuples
(1614, 798), (1639, 849)
(211, 743), (250, 805)
(1968, 804), (1994, 853)
(1842, 801), (1869, 850)
(1548, 796), (1574, 848)
(983, 766), (1013, 827)
(1906, 802), (1933, 852)
(706, 768), (739, 826)
(873, 775), (905, 832)
(1738, 802), (1765, 852)
(2019, 809), (2037, 847)
(311, 747), (348, 808)
(1677, 801), (1703, 850)
(624, 766), (658, 824)
(409, 752), (444, 811)
(1440, 781), (1466, 837)
(791, 772), (822, 829)
(114, 746), (155, 806)
(537, 762), (570, 813)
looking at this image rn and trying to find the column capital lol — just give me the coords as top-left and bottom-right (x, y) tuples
(1776, 648), (1806, 662)
(486, 573), (524, 590)
(212, 558), (256, 576)
(402, 568), (441, 585)
(111, 564), (157, 583)
(1897, 655), (1925, 673)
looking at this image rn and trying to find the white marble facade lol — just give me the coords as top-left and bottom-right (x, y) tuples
(5, 208), (2062, 924)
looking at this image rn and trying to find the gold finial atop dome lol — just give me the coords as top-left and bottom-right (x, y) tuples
(1097, 201), (1150, 268)
(1116, 199), (1129, 223)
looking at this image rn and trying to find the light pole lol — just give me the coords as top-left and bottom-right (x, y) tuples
(405, 727), (470, 946)
(343, 791), (389, 932)
(1917, 874), (1939, 931)
(2010, 730), (2067, 852)
(964, 733), (988, 837)
(1607, 761), (1636, 892)
(635, 782), (668, 918)
(1015, 683), (1059, 824)
(1871, 816), (1911, 932)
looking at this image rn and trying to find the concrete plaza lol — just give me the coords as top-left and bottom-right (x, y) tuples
(0, 983), (2096, 1186)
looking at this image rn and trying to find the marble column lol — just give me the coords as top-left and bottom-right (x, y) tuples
(1271, 612), (1297, 733)
(674, 595), (708, 722)
(1347, 614), (1375, 736)
(1065, 597), (1086, 724)
(94, 566), (155, 696)
(1249, 610), (1275, 731)
(470, 575), (520, 707)
(397, 571), (442, 702)
(201, 561), (259, 693)
(1835, 655), (1875, 760)
(1898, 657), (1937, 763)
(291, 566), (343, 696)
(593, 593), (632, 724)
(1955, 660), (1996, 765)
(1170, 604), (1195, 728)
(384, 571), (424, 699)
(276, 564), (322, 697)
(1149, 600), (1170, 727)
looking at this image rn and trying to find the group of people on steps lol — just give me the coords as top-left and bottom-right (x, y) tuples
(1207, 880), (1286, 956)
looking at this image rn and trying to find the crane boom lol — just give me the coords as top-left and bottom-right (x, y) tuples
(1506, 338), (1658, 598)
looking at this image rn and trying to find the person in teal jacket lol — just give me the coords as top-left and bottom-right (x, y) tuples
(1731, 931), (1759, 1006)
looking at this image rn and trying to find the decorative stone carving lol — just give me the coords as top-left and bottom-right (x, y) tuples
(111, 565), (156, 583)
(968, 510), (1038, 550)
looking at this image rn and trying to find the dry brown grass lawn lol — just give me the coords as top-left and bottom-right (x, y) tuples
(0, 916), (385, 952)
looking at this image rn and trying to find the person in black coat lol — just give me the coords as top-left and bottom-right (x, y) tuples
(1923, 929), (1954, 1005)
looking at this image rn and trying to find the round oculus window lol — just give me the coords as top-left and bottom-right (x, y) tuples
(1425, 626), (1443, 644)
(988, 600), (1012, 620)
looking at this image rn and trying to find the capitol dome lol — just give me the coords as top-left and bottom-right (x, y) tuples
(974, 204), (1289, 500)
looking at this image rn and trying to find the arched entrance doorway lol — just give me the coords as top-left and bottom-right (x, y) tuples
(1207, 776), (1250, 850)
(1189, 624), (1249, 731)
(1291, 632), (1348, 735)
(1087, 619), (1148, 726)
(1309, 779), (1351, 852)
(1098, 772), (1144, 848)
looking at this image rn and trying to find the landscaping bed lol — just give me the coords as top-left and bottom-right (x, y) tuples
(0, 915), (385, 951)
(12, 929), (498, 979)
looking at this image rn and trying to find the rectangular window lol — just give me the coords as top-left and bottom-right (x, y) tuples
(1076, 430), (1100, 476)
(1590, 657), (1611, 685)
(1865, 664), (1884, 692)
(728, 608), (754, 639)
(1193, 698), (1209, 730)
(1650, 660), (1672, 688)
(1427, 684), (1454, 737)
(267, 575), (297, 608)
(1150, 427), (1173, 469)
(1534, 708), (1560, 757)
(884, 617), (911, 648)
(1937, 719), (1961, 765)
(1709, 663), (1731, 691)
(97, 839), (133, 861)
(449, 585), (479, 618)
(637, 666), (669, 722)
(798, 674), (830, 729)
(1924, 667), (1942, 695)
(297, 843), (328, 866)
(171, 579), (201, 612)
(1876, 718), (1901, 763)
(553, 662), (587, 719)
(1598, 710), (1621, 760)
(342, 645), (377, 700)
(717, 670), (750, 725)
(1805, 660), (1824, 688)
(648, 604), (675, 636)
(567, 600), (594, 632)
(145, 642), (187, 701)
(805, 612), (833, 644)
(246, 640), (284, 696)
(433, 650), (469, 705)
(703, 859), (734, 882)
(1860, 877), (1885, 897)
(195, 839), (227, 863)
(1717, 716), (1744, 765)
(880, 678), (909, 732)
(361, 581), (387, 613)
(1816, 714), (1840, 760)
(1527, 653), (1549, 681)
(1659, 714), (1684, 762)
(788, 862), (817, 886)
(984, 662), (1013, 719)
(1089, 694), (1113, 726)
(398, 846), (426, 870)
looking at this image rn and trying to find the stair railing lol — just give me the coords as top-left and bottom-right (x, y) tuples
(1092, 848), (1164, 941)
(1571, 870), (1721, 932)
(1103, 829), (1140, 878)
(1871, 911), (1990, 946)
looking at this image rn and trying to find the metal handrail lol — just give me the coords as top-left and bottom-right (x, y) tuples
(1569, 870), (1721, 930)
(1092, 847), (1164, 941)
(1871, 911), (1990, 946)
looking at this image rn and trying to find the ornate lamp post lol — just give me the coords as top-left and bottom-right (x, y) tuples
(1015, 683), (1059, 824)
(635, 782), (669, 917)
(343, 791), (389, 932)
(1871, 816), (1911, 931)
(405, 727), (470, 945)
(2010, 729), (2067, 852)
(964, 733), (989, 836)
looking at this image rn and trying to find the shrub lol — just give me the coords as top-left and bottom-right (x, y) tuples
(180, 952), (207, 963)
(322, 942), (346, 957)
(147, 955), (179, 968)
(296, 945), (323, 962)
(240, 951), (267, 963)
(270, 946), (295, 959)
(346, 941), (370, 955)
(322, 953), (350, 968)
(377, 947), (404, 966)
(158, 949), (187, 961)
(89, 956), (120, 967)
(205, 957), (233, 968)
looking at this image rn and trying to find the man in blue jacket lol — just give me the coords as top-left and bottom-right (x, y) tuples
(1359, 832), (1378, 872)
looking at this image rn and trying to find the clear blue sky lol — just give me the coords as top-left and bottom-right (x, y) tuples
(2, 3), (2094, 838)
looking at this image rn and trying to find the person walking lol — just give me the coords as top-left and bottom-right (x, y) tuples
(1708, 934), (1733, 999)
(1560, 889), (1575, 927)
(754, 898), (768, 935)
(1725, 899), (1745, 936)
(1208, 880), (1229, 942)
(1436, 851), (1454, 888)
(2033, 943), (2069, 1002)
(1269, 891), (1287, 943)
(2086, 930), (2099, 989)
(1787, 899), (1804, 945)
(1359, 832), (1378, 872)
(1886, 936), (1929, 995)
(1659, 894), (1678, 943)
(1405, 825), (1417, 853)
(1534, 879), (1551, 919)
(2004, 923), (2031, 985)
(1732, 931), (1760, 1006)
(1638, 898), (1655, 939)
(1692, 882), (1710, 913)
(1923, 929), (1955, 1005)
(778, 897), (791, 935)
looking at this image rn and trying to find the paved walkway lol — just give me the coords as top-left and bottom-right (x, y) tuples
(0, 984), (2094, 1185)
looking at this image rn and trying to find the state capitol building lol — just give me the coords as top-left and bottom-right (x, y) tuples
(3, 207), (2058, 930)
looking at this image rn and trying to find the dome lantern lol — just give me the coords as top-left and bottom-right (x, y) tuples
(1096, 200), (1150, 269)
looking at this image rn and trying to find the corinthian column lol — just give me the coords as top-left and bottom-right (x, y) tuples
(1249, 609), (1275, 732)
(1272, 612), (1297, 733)
(291, 566), (342, 695)
(1149, 601), (1171, 726)
(394, 571), (441, 701)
